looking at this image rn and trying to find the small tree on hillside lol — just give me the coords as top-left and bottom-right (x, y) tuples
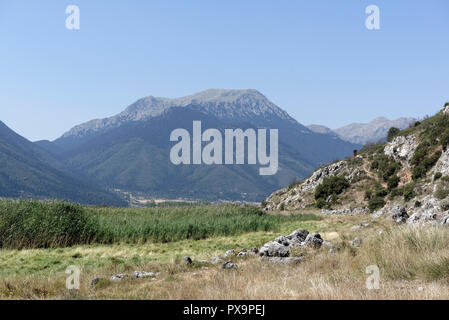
(387, 127), (400, 142)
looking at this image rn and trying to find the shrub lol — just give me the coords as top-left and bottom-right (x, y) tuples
(288, 178), (300, 190)
(369, 197), (386, 212)
(403, 183), (416, 202)
(434, 172), (443, 181)
(441, 128), (449, 151)
(389, 187), (403, 199)
(364, 190), (373, 201)
(387, 175), (400, 190)
(412, 165), (427, 181)
(371, 154), (401, 182)
(316, 198), (326, 209)
(314, 176), (350, 201)
(411, 144), (429, 167)
(387, 127), (400, 142)
(375, 187), (388, 198)
(435, 178), (449, 200)
(415, 201), (422, 208)
(261, 200), (267, 208)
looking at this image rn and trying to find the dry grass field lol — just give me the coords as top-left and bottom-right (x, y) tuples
(1, 207), (448, 300)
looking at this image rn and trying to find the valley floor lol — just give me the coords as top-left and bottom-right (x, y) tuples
(1, 210), (448, 300)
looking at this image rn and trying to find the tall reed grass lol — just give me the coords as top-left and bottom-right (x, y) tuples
(0, 200), (321, 248)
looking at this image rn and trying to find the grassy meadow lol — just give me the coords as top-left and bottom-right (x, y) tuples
(0, 200), (448, 299)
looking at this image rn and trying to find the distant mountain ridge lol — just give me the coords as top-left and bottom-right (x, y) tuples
(308, 116), (417, 145)
(60, 89), (296, 141)
(45, 89), (360, 202)
(0, 120), (126, 206)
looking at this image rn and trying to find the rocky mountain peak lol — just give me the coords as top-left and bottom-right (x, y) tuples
(59, 89), (293, 140)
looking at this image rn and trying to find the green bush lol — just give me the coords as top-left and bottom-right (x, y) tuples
(316, 198), (326, 209)
(412, 165), (427, 181)
(434, 172), (443, 181)
(403, 183), (417, 202)
(387, 175), (400, 190)
(370, 154), (401, 182)
(411, 144), (429, 167)
(369, 197), (386, 212)
(415, 201), (422, 208)
(435, 178), (449, 200)
(314, 176), (350, 205)
(288, 178), (300, 190)
(387, 127), (400, 142)
(375, 187), (388, 198)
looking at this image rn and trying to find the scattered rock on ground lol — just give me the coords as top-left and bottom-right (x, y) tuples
(250, 247), (259, 254)
(110, 274), (129, 282)
(351, 237), (363, 248)
(302, 233), (324, 249)
(133, 271), (158, 279)
(220, 260), (238, 270)
(224, 250), (235, 257)
(90, 277), (104, 286)
(392, 207), (409, 224)
(322, 207), (369, 215)
(181, 256), (193, 265)
(211, 257), (223, 265)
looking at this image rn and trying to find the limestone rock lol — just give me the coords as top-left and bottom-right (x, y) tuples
(110, 274), (129, 282)
(384, 135), (419, 164)
(220, 260), (238, 270)
(181, 256), (193, 265)
(392, 207), (409, 224)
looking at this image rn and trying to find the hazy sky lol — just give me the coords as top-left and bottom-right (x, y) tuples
(1, 0), (448, 141)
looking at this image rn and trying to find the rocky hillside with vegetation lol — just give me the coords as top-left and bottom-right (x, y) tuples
(264, 103), (449, 226)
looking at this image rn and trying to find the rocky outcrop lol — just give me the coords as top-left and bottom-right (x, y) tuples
(259, 229), (326, 265)
(442, 103), (449, 114)
(384, 135), (419, 164)
(432, 149), (449, 176)
(265, 159), (365, 211)
(373, 196), (449, 226)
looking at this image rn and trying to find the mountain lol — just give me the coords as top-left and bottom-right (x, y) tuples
(0, 120), (126, 206)
(264, 104), (449, 226)
(333, 117), (417, 145)
(306, 124), (338, 137)
(307, 117), (417, 145)
(46, 89), (360, 202)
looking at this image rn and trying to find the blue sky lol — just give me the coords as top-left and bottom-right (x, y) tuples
(1, 0), (448, 141)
